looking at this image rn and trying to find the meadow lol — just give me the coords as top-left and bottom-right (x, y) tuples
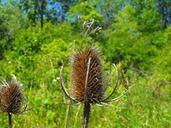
(0, 0), (171, 128)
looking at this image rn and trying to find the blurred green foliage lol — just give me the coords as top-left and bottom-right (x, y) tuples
(0, 0), (171, 128)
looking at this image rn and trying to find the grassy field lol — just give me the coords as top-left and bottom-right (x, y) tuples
(0, 0), (171, 127)
(0, 72), (170, 128)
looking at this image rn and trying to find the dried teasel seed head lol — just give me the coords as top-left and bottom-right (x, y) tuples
(0, 77), (25, 114)
(70, 47), (104, 103)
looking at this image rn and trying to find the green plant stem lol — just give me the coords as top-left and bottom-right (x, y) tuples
(74, 104), (81, 127)
(83, 102), (90, 128)
(65, 103), (71, 128)
(8, 112), (12, 128)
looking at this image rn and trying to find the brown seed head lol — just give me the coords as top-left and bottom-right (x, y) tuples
(0, 78), (24, 114)
(70, 48), (104, 103)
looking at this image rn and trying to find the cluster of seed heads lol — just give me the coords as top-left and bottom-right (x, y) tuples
(0, 47), (129, 128)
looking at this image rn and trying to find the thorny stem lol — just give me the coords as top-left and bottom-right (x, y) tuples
(8, 112), (12, 128)
(83, 102), (91, 128)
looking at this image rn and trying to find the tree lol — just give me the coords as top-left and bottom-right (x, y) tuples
(39, 0), (47, 28)
(0, 4), (28, 59)
(102, 5), (140, 64)
(158, 0), (171, 29)
(130, 0), (161, 32)
(19, 0), (47, 28)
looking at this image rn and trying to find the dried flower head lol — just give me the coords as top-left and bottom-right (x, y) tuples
(70, 47), (104, 103)
(0, 77), (24, 114)
(60, 47), (131, 128)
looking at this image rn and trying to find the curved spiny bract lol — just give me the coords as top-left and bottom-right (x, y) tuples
(0, 78), (24, 114)
(70, 47), (104, 103)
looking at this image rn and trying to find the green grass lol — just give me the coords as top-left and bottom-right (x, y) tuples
(0, 76), (170, 128)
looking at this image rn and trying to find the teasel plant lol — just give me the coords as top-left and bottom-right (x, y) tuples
(0, 75), (26, 128)
(60, 47), (132, 128)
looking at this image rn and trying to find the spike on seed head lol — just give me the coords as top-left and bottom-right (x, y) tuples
(70, 47), (104, 103)
(0, 77), (24, 114)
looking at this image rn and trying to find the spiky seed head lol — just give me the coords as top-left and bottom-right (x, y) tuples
(71, 47), (104, 103)
(0, 77), (24, 114)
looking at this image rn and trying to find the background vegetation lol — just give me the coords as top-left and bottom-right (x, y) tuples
(0, 0), (171, 127)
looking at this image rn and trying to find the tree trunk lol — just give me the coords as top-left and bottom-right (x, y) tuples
(40, 0), (44, 28)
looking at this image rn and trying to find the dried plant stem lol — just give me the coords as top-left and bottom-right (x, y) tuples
(84, 19), (94, 37)
(8, 112), (12, 128)
(83, 102), (91, 128)
(83, 57), (91, 128)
